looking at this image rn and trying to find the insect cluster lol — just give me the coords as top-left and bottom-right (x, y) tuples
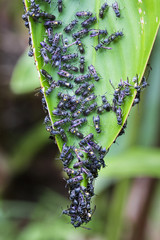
(22, 0), (148, 228)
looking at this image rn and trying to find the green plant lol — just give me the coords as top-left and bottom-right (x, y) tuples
(19, 0), (160, 228)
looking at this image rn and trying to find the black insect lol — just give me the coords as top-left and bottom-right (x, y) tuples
(90, 29), (108, 37)
(57, 92), (72, 101)
(64, 20), (78, 33)
(116, 107), (122, 125)
(76, 11), (93, 17)
(58, 70), (74, 80)
(44, 20), (62, 28)
(69, 127), (84, 139)
(45, 81), (57, 95)
(60, 143), (71, 161)
(76, 38), (85, 54)
(62, 63), (78, 72)
(94, 43), (112, 51)
(72, 29), (89, 39)
(88, 65), (100, 81)
(103, 31), (123, 45)
(101, 95), (111, 111)
(99, 2), (109, 18)
(82, 84), (95, 97)
(70, 118), (87, 128)
(112, 1), (120, 18)
(57, 80), (73, 89)
(75, 82), (89, 95)
(72, 107), (85, 118)
(46, 27), (53, 43)
(74, 73), (91, 83)
(57, 127), (67, 142)
(58, 0), (63, 12)
(40, 48), (50, 64)
(61, 53), (78, 62)
(54, 118), (70, 127)
(46, 126), (59, 136)
(44, 115), (50, 125)
(52, 33), (61, 48)
(81, 17), (97, 28)
(93, 115), (101, 133)
(40, 12), (56, 20)
(52, 109), (70, 117)
(80, 56), (85, 73)
(40, 69), (53, 82)
(82, 94), (97, 104)
(28, 49), (33, 57)
(67, 175), (84, 185)
(83, 102), (97, 116)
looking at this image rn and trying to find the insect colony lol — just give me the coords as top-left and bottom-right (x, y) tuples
(22, 0), (148, 228)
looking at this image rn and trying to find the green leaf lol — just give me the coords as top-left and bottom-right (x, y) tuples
(99, 147), (160, 178)
(23, 0), (160, 152)
(10, 49), (39, 94)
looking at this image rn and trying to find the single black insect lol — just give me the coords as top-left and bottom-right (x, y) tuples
(88, 65), (100, 81)
(40, 69), (53, 82)
(64, 20), (78, 33)
(58, 70), (74, 80)
(90, 29), (108, 38)
(80, 56), (85, 73)
(116, 107), (122, 125)
(74, 73), (91, 83)
(76, 11), (93, 17)
(45, 81), (57, 95)
(75, 82), (89, 95)
(62, 63), (78, 72)
(69, 127), (84, 139)
(81, 17), (97, 28)
(72, 29), (89, 39)
(46, 27), (53, 44)
(40, 48), (50, 64)
(54, 118), (70, 127)
(99, 2), (109, 18)
(112, 1), (120, 18)
(101, 95), (111, 111)
(57, 0), (63, 12)
(76, 38), (85, 54)
(93, 115), (101, 133)
(28, 49), (33, 57)
(57, 127), (67, 142)
(83, 102), (97, 116)
(57, 80), (73, 89)
(82, 84), (94, 97)
(61, 53), (78, 62)
(52, 109), (70, 117)
(70, 118), (87, 128)
(82, 94), (97, 105)
(44, 20), (62, 28)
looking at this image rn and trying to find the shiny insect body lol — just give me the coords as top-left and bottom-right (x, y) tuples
(93, 115), (101, 133)
(69, 127), (84, 139)
(112, 1), (120, 18)
(62, 63), (78, 72)
(64, 19), (78, 33)
(58, 70), (74, 79)
(81, 17), (97, 28)
(57, 80), (73, 89)
(88, 65), (100, 81)
(76, 11), (93, 17)
(99, 2), (109, 18)
(44, 20), (62, 28)
(80, 56), (85, 73)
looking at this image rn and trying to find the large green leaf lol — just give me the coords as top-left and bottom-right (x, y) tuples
(23, 0), (160, 227)
(23, 0), (160, 152)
